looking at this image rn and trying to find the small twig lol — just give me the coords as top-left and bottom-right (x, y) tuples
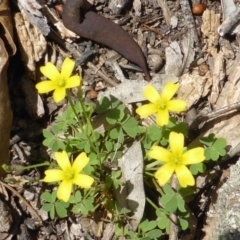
(218, 6), (240, 36)
(87, 62), (117, 87)
(0, 180), (43, 225)
(189, 101), (240, 129)
(142, 24), (170, 43)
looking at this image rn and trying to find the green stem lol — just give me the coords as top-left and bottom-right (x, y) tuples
(67, 91), (99, 155)
(152, 178), (164, 195)
(67, 91), (85, 134)
(146, 196), (159, 210)
(78, 92), (100, 156)
(79, 90), (99, 157)
(146, 160), (160, 169)
(10, 162), (50, 173)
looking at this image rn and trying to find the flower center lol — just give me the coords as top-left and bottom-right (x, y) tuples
(171, 154), (182, 165)
(158, 98), (167, 109)
(64, 170), (74, 180)
(57, 78), (66, 87)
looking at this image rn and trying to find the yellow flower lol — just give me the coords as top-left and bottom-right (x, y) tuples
(36, 58), (81, 103)
(148, 132), (205, 187)
(136, 83), (186, 126)
(43, 151), (94, 202)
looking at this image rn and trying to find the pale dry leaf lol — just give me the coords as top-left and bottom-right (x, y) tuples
(14, 11), (47, 80)
(165, 41), (183, 77)
(115, 141), (145, 231)
(98, 78), (175, 104)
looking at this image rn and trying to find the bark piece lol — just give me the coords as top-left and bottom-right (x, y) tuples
(14, 11), (47, 80)
(0, 0), (16, 177)
(203, 159), (240, 240)
(17, 0), (50, 36)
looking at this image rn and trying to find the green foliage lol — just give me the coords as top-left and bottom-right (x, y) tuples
(200, 133), (227, 161)
(190, 162), (206, 175)
(106, 170), (122, 189)
(41, 191), (69, 219)
(39, 83), (228, 239)
(69, 190), (94, 216)
(156, 209), (170, 231)
(42, 128), (65, 152)
(115, 219), (163, 239)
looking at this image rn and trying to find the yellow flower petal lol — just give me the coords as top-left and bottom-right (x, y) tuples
(155, 163), (175, 186)
(53, 87), (66, 103)
(181, 148), (205, 164)
(55, 151), (71, 171)
(65, 75), (81, 88)
(168, 100), (186, 112)
(143, 85), (161, 104)
(136, 104), (158, 118)
(148, 146), (172, 162)
(175, 165), (195, 187)
(72, 152), (89, 173)
(73, 174), (94, 188)
(61, 57), (75, 80)
(36, 81), (56, 93)
(57, 180), (72, 202)
(40, 62), (61, 81)
(169, 132), (184, 155)
(43, 169), (64, 182)
(156, 108), (169, 126)
(161, 82), (179, 101)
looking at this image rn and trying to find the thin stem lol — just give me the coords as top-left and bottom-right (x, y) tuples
(78, 90), (100, 156)
(6, 162), (50, 173)
(67, 91), (85, 134)
(146, 196), (159, 210)
(146, 160), (161, 169)
(67, 91), (99, 155)
(152, 178), (165, 195)
(169, 174), (179, 240)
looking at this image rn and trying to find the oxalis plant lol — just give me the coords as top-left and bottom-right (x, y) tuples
(4, 58), (227, 239)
